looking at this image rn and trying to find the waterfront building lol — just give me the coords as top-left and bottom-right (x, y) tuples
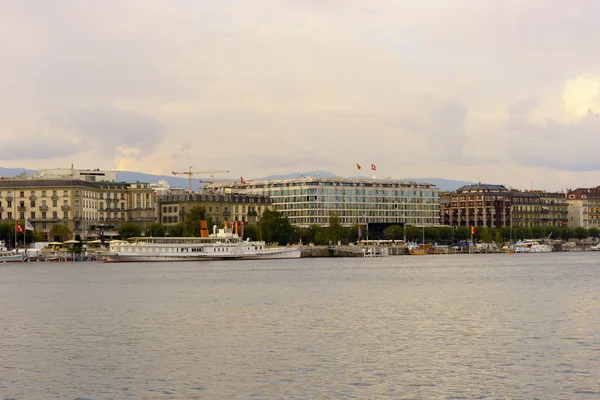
(510, 190), (541, 228)
(206, 177), (440, 228)
(567, 187), (600, 228)
(531, 190), (568, 227)
(156, 192), (272, 227)
(439, 191), (452, 226)
(0, 179), (155, 240)
(447, 184), (511, 228)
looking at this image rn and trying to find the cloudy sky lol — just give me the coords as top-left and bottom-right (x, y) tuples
(1, 0), (599, 190)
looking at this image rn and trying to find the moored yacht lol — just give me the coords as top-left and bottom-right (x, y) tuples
(514, 240), (553, 253)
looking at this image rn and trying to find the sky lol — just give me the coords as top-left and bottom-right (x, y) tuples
(1, 0), (600, 191)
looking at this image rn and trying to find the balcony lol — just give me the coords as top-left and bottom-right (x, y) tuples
(61, 205), (71, 211)
(17, 206), (26, 211)
(0, 206), (3, 212)
(51, 195), (58, 201)
(29, 195), (36, 201)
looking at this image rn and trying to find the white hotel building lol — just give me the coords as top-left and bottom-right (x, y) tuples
(208, 177), (440, 227)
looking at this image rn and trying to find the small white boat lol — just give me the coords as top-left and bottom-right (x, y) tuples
(0, 251), (24, 263)
(514, 240), (553, 253)
(590, 244), (600, 251)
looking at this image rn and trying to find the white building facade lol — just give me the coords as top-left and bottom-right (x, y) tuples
(209, 177), (440, 227)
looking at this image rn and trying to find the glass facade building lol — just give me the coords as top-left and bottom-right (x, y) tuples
(209, 177), (440, 227)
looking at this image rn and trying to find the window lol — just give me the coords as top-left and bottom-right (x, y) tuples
(20, 191), (24, 197)
(30, 201), (35, 207)
(20, 212), (24, 219)
(42, 212), (46, 219)
(7, 201), (11, 208)
(63, 191), (68, 197)
(52, 200), (57, 207)
(31, 212), (35, 220)
(42, 191), (46, 197)
(7, 212), (12, 220)
(63, 211), (68, 219)
(63, 200), (68, 206)
(52, 211), (58, 219)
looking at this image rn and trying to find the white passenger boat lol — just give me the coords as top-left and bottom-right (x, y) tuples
(104, 227), (302, 263)
(514, 240), (553, 253)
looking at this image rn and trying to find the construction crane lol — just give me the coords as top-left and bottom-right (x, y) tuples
(172, 166), (229, 192)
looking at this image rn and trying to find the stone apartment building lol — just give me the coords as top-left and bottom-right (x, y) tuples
(567, 187), (600, 228)
(0, 179), (155, 240)
(156, 192), (272, 227)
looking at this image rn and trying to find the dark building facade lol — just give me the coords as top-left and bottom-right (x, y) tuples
(447, 184), (512, 228)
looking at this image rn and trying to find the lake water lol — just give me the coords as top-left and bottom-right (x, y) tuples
(1, 253), (599, 399)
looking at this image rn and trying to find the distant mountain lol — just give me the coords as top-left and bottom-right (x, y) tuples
(0, 167), (471, 192)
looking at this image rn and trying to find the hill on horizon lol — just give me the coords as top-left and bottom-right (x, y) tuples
(0, 167), (472, 191)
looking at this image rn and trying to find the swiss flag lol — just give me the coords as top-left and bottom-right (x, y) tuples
(371, 164), (376, 171)
(240, 177), (246, 184)
(15, 222), (24, 234)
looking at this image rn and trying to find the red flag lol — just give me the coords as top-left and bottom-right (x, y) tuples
(471, 226), (476, 235)
(15, 222), (24, 234)
(240, 177), (246, 184)
(371, 164), (376, 171)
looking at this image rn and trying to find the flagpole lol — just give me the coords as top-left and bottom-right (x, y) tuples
(13, 188), (17, 250)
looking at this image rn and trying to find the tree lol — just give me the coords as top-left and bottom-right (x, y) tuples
(454, 226), (471, 241)
(383, 225), (404, 240)
(148, 222), (166, 237)
(118, 222), (141, 240)
(531, 226), (546, 239)
(480, 227), (493, 243)
(327, 213), (343, 243)
(259, 209), (294, 245)
(589, 227), (599, 238)
(243, 224), (259, 241)
(438, 227), (454, 244)
(424, 227), (440, 243)
(573, 227), (589, 240)
(494, 230), (504, 245)
(167, 223), (185, 237)
(50, 224), (72, 242)
(182, 206), (212, 237)
(404, 226), (421, 242)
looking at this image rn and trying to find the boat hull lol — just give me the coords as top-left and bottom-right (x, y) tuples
(104, 247), (302, 263)
(0, 255), (24, 263)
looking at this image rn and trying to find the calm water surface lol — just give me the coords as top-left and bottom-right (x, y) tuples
(1, 253), (599, 399)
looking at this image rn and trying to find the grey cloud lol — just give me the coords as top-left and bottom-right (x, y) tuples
(67, 107), (166, 157)
(0, 138), (79, 160)
(508, 109), (600, 171)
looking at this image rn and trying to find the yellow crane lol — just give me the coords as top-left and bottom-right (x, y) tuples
(172, 166), (229, 192)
